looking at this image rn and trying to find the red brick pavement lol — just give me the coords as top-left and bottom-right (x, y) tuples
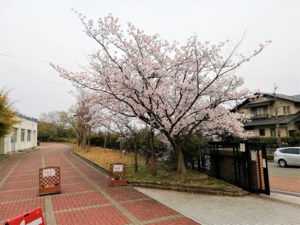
(0, 199), (45, 221)
(122, 199), (179, 221)
(60, 183), (96, 193)
(55, 206), (131, 225)
(270, 176), (300, 193)
(0, 143), (199, 224)
(107, 188), (149, 202)
(0, 189), (38, 202)
(52, 191), (109, 211)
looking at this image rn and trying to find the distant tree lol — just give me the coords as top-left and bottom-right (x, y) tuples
(68, 92), (101, 150)
(0, 90), (19, 139)
(37, 121), (56, 142)
(38, 110), (76, 142)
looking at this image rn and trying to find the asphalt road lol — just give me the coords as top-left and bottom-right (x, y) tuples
(268, 161), (300, 179)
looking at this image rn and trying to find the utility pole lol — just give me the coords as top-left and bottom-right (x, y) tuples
(273, 84), (281, 147)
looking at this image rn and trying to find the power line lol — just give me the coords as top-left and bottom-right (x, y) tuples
(0, 58), (66, 86)
(0, 52), (51, 64)
(0, 52), (79, 86)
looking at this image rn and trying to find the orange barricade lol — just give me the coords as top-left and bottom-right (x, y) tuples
(5, 208), (45, 225)
(108, 163), (127, 186)
(39, 166), (61, 196)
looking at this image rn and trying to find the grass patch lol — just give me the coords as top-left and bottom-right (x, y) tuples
(75, 146), (242, 192)
(75, 146), (146, 171)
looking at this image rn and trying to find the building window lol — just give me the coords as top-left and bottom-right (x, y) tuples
(283, 106), (290, 114)
(271, 128), (276, 137)
(245, 126), (254, 130)
(289, 130), (296, 136)
(254, 107), (267, 117)
(259, 128), (265, 136)
(27, 130), (31, 141)
(21, 129), (26, 142)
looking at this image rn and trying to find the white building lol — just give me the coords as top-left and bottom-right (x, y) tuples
(0, 114), (38, 154)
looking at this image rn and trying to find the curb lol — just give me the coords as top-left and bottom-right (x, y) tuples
(129, 181), (249, 197)
(73, 149), (249, 197)
(0, 147), (40, 168)
(72, 150), (109, 175)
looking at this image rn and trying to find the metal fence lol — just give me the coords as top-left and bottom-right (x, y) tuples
(199, 141), (270, 195)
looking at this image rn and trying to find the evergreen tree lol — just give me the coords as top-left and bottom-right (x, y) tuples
(0, 90), (19, 139)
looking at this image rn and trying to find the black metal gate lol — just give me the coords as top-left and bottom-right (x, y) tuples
(205, 141), (270, 195)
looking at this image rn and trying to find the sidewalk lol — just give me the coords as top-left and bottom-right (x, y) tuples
(137, 187), (300, 225)
(0, 143), (198, 225)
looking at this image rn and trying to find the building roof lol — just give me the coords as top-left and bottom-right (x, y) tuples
(262, 93), (300, 103)
(244, 100), (274, 108)
(17, 113), (38, 123)
(244, 112), (300, 127)
(232, 92), (300, 112)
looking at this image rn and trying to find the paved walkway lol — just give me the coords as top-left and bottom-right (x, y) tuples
(0, 143), (198, 225)
(137, 188), (300, 225)
(268, 163), (300, 193)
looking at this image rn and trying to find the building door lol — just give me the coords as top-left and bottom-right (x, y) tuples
(11, 129), (17, 152)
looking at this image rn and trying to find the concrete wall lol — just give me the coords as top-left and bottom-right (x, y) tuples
(0, 116), (37, 154)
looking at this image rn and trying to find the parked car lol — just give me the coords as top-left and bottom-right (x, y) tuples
(274, 147), (300, 167)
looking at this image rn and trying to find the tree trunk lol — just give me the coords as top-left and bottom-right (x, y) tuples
(197, 158), (201, 172)
(87, 128), (91, 152)
(276, 123), (281, 147)
(81, 133), (86, 149)
(119, 139), (123, 158)
(77, 137), (80, 147)
(176, 145), (187, 175)
(145, 131), (150, 166)
(133, 137), (138, 173)
(145, 153), (150, 166)
(149, 129), (157, 176)
(104, 132), (107, 153)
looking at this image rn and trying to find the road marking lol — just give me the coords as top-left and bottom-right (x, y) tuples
(0, 159), (20, 188)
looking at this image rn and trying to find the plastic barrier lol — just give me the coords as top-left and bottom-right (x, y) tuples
(39, 166), (61, 196)
(108, 163), (127, 186)
(5, 208), (45, 225)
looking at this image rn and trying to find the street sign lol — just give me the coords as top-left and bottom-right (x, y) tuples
(5, 208), (45, 225)
(240, 143), (246, 152)
(42, 168), (56, 178)
(113, 164), (123, 172)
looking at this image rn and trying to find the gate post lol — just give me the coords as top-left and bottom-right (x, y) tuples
(245, 142), (253, 193)
(261, 146), (270, 195)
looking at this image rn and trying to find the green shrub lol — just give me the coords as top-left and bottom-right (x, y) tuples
(266, 153), (274, 161)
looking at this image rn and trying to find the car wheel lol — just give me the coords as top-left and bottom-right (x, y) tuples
(278, 159), (287, 167)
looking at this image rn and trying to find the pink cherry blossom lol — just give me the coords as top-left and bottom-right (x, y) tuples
(51, 13), (270, 174)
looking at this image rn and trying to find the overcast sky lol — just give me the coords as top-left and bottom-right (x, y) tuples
(0, 0), (299, 119)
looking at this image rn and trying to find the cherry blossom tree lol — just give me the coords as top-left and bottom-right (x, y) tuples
(51, 13), (270, 174)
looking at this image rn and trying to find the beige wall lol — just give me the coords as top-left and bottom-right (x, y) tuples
(2, 116), (38, 154)
(238, 96), (300, 117)
(270, 99), (297, 116)
(247, 126), (298, 137)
